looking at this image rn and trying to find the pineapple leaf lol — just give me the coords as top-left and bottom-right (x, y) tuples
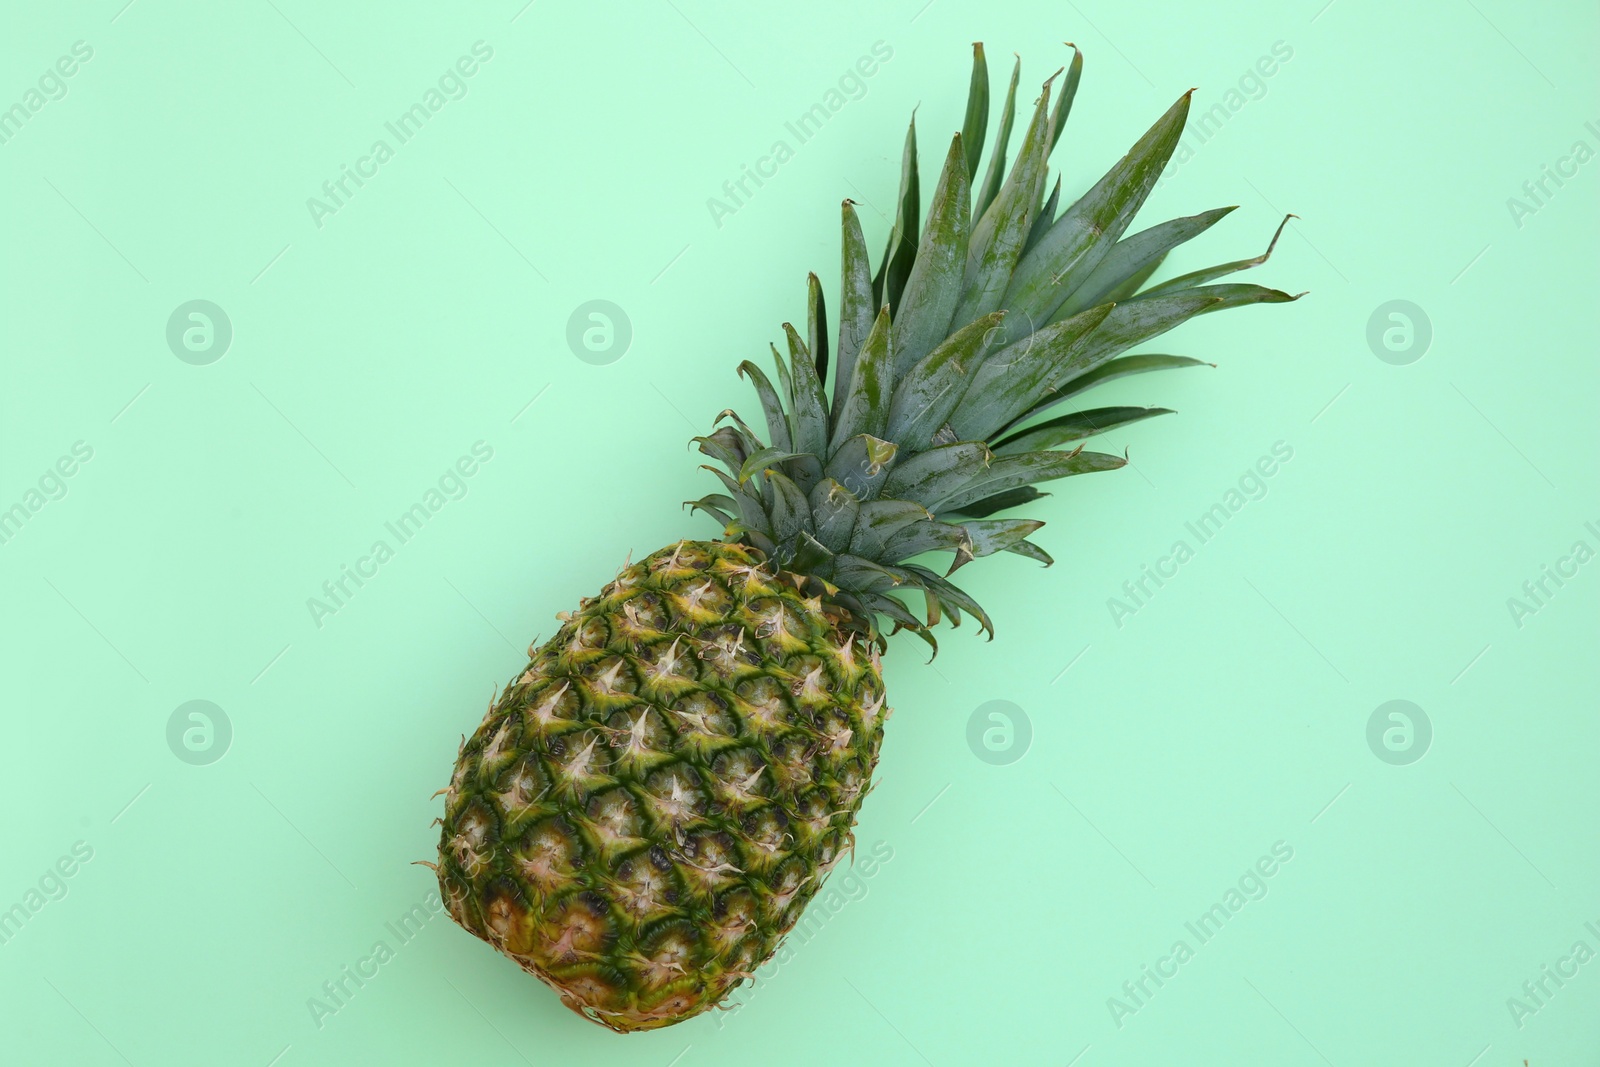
(686, 494), (737, 527)
(993, 406), (1173, 455)
(879, 517), (1045, 571)
(891, 133), (972, 377)
(830, 554), (907, 595)
(736, 361), (792, 453)
(1096, 257), (1167, 307)
(788, 529), (836, 576)
(961, 42), (989, 180)
(806, 272), (829, 387)
(808, 477), (861, 552)
(857, 589), (927, 635)
(951, 485), (1048, 518)
(1046, 44), (1083, 151)
(730, 524), (778, 559)
(786, 454), (824, 497)
(881, 441), (994, 507)
(695, 44), (1300, 650)
(694, 426), (749, 474)
(849, 499), (935, 560)
(1024, 176), (1061, 256)
(1049, 353), (1213, 403)
(974, 55), (1020, 220)
(1007, 539), (1053, 565)
(833, 201), (875, 425)
(886, 311), (1006, 448)
(954, 78), (1055, 325)
(878, 518), (970, 566)
(937, 448), (1126, 514)
(1135, 214), (1295, 299)
(1076, 282), (1299, 364)
(823, 433), (898, 501)
(701, 466), (774, 539)
(872, 116), (920, 314)
(828, 305), (894, 453)
(1056, 206), (1237, 318)
(762, 468), (810, 549)
(783, 323), (829, 458)
(769, 343), (794, 438)
(738, 446), (808, 485)
(1014, 284), (1298, 428)
(1004, 91), (1193, 326)
(947, 303), (1114, 441)
(961, 518), (1047, 558)
(896, 562), (994, 636)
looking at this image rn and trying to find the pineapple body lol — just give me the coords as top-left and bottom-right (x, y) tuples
(437, 540), (886, 1031)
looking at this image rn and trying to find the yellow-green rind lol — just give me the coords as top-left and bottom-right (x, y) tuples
(436, 540), (886, 1031)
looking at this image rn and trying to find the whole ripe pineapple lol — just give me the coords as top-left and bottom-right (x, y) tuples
(434, 42), (1297, 1032)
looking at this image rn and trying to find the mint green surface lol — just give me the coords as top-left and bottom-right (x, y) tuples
(3, 1), (1597, 1064)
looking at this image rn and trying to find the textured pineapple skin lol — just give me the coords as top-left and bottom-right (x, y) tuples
(436, 540), (887, 1031)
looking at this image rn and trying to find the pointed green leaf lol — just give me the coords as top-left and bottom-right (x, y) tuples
(1014, 284), (1297, 427)
(974, 56), (1020, 220)
(1047, 44), (1083, 151)
(952, 485), (1047, 518)
(937, 448), (1126, 514)
(783, 323), (829, 458)
(701, 466), (773, 539)
(694, 426), (750, 475)
(1003, 91), (1194, 327)
(823, 433), (897, 501)
(763, 468), (810, 549)
(713, 407), (764, 444)
(806, 272), (829, 388)
(1066, 284), (1299, 378)
(686, 494), (737, 527)
(834, 200), (875, 427)
(788, 529), (836, 578)
(769, 343), (794, 437)
(896, 562), (993, 636)
(828, 305), (894, 453)
(809, 477), (861, 553)
(830, 554), (908, 596)
(737, 361), (791, 453)
(1005, 538), (1053, 566)
(1024, 176), (1060, 256)
(946, 303), (1114, 441)
(961, 518), (1046, 558)
(879, 518), (1046, 571)
(790, 454), (825, 497)
(1049, 353), (1213, 403)
(878, 519), (969, 565)
(1135, 214), (1294, 299)
(872, 116), (920, 314)
(993, 406), (1173, 454)
(849, 499), (934, 560)
(856, 590), (926, 636)
(734, 526), (778, 558)
(891, 133), (972, 376)
(1056, 206), (1236, 318)
(738, 446), (808, 485)
(881, 441), (993, 509)
(885, 311), (1006, 448)
(953, 79), (1054, 325)
(1096, 256), (1167, 307)
(962, 43), (989, 180)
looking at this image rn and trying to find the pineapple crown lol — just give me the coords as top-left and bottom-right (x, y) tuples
(690, 43), (1301, 651)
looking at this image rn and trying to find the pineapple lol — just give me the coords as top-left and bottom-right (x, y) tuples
(434, 42), (1297, 1032)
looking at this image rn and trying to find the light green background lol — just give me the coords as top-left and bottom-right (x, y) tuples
(2, 0), (1596, 1064)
